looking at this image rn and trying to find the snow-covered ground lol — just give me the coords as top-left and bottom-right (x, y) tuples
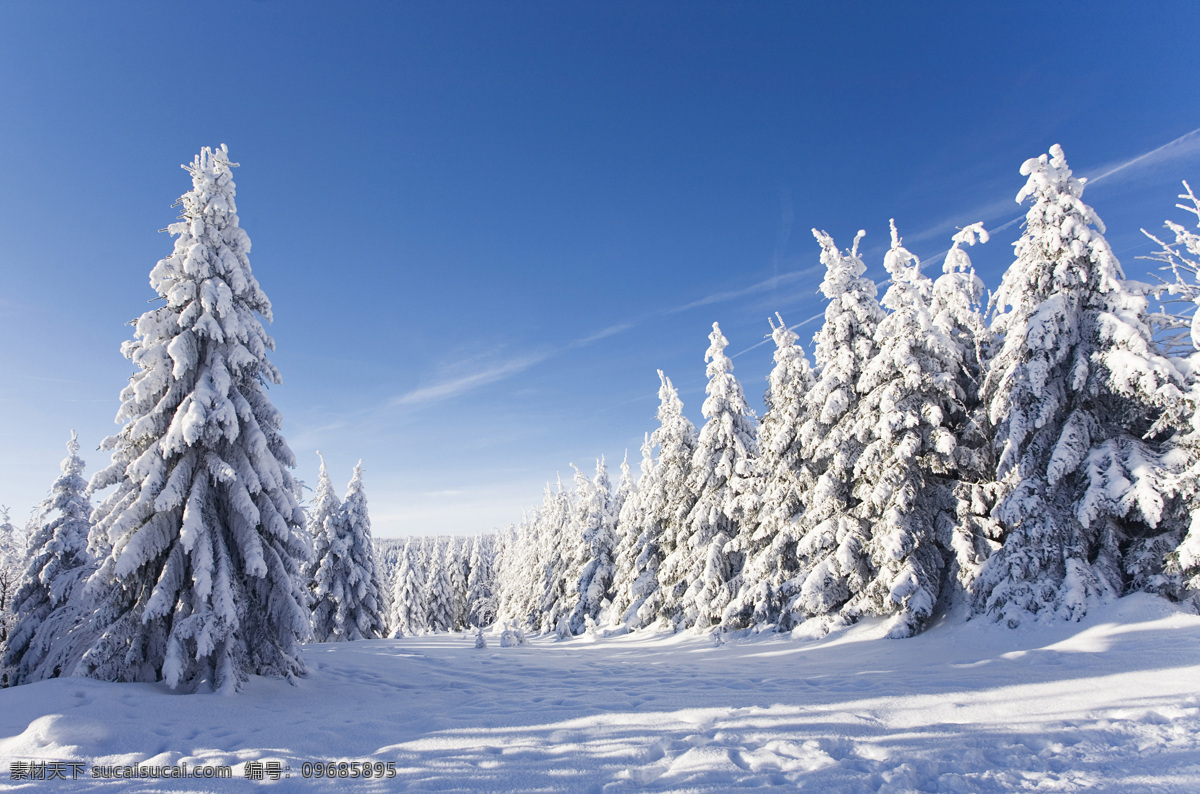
(1, 593), (1198, 792)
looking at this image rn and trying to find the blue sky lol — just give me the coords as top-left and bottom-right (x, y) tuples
(3, 2), (1200, 537)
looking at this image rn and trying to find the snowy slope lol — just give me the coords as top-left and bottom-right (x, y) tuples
(1, 594), (1198, 792)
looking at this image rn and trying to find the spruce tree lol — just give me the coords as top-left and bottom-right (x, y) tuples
(424, 539), (456, 632)
(491, 526), (516, 624)
(607, 448), (644, 625)
(724, 314), (816, 630)
(625, 372), (697, 629)
(0, 506), (24, 672)
(847, 222), (960, 637)
(410, 537), (433, 633)
(611, 451), (635, 522)
(448, 536), (470, 630)
(790, 230), (886, 625)
(1143, 183), (1200, 600)
(306, 454), (342, 611)
(342, 464), (386, 637)
(389, 537), (425, 636)
(80, 146), (311, 691)
(496, 516), (535, 628)
(931, 224), (1003, 599)
(660, 323), (756, 629)
(539, 478), (577, 634)
(466, 534), (497, 628)
(975, 144), (1183, 626)
(4, 434), (95, 685)
(311, 462), (386, 642)
(569, 458), (617, 634)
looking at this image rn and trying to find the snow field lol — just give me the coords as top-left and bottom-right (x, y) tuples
(1, 593), (1198, 792)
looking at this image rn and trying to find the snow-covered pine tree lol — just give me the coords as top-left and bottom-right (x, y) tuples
(0, 506), (24, 673)
(326, 462), (386, 640)
(3, 434), (96, 685)
(411, 537), (434, 633)
(846, 222), (963, 637)
(724, 314), (816, 631)
(975, 144), (1183, 626)
(306, 453), (341, 611)
(930, 224), (1004, 599)
(466, 534), (497, 628)
(80, 145), (311, 691)
(789, 229), (886, 626)
(611, 451), (634, 523)
(660, 323), (756, 630)
(606, 448), (644, 625)
(490, 526), (513, 622)
(494, 519), (525, 626)
(518, 510), (547, 630)
(371, 538), (398, 635)
(540, 477), (579, 635)
(624, 372), (697, 629)
(568, 457), (617, 634)
(1139, 181), (1200, 599)
(424, 539), (456, 632)
(389, 537), (426, 636)
(448, 536), (470, 631)
(503, 509), (546, 630)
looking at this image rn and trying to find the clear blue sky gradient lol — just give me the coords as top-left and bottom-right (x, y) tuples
(3, 2), (1200, 536)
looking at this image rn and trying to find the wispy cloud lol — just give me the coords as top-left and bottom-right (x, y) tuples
(903, 195), (1020, 249)
(1085, 126), (1200, 186)
(665, 266), (824, 316)
(389, 323), (637, 411)
(390, 354), (550, 407)
(386, 260), (828, 411)
(571, 321), (636, 347)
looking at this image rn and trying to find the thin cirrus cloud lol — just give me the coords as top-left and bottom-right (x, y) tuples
(1085, 126), (1200, 187)
(570, 321), (637, 348)
(664, 267), (822, 316)
(388, 265), (827, 410)
(389, 353), (552, 408)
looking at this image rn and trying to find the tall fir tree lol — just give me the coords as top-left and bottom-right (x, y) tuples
(306, 454), (341, 609)
(0, 506), (24, 676)
(496, 514), (538, 628)
(389, 537), (425, 636)
(660, 323), (756, 629)
(624, 372), (697, 629)
(1145, 181), (1200, 601)
(975, 144), (1183, 626)
(311, 462), (386, 642)
(789, 229), (886, 626)
(80, 146), (311, 691)
(724, 314), (816, 630)
(568, 458), (617, 634)
(846, 222), (960, 637)
(448, 536), (470, 630)
(411, 537), (434, 632)
(3, 434), (96, 685)
(930, 224), (1004, 600)
(539, 478), (578, 635)
(466, 534), (497, 628)
(606, 448), (644, 625)
(424, 539), (456, 632)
